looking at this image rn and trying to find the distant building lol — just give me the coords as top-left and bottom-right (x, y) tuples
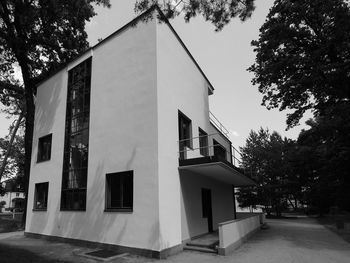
(25, 6), (259, 258)
(0, 179), (25, 211)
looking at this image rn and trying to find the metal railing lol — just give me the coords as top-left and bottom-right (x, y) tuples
(178, 133), (254, 178)
(178, 133), (241, 165)
(209, 111), (230, 139)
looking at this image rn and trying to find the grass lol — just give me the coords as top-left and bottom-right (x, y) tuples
(0, 244), (73, 263)
(0, 217), (22, 233)
(317, 214), (350, 243)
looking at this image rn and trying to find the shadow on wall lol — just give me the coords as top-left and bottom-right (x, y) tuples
(34, 73), (64, 144)
(180, 171), (207, 240)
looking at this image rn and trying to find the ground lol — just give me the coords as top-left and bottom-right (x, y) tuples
(0, 213), (22, 233)
(0, 217), (349, 263)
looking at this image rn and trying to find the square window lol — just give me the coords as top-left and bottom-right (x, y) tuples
(34, 182), (49, 210)
(105, 171), (133, 212)
(37, 134), (52, 162)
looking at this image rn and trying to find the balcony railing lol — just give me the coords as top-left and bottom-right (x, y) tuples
(209, 111), (230, 139)
(178, 133), (255, 178)
(178, 133), (241, 166)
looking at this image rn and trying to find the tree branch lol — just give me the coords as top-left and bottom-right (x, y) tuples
(0, 111), (24, 181)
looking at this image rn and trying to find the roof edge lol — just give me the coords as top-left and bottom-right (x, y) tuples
(37, 5), (215, 94)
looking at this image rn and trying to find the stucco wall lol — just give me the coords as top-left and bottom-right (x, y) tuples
(26, 19), (161, 251)
(156, 20), (213, 248)
(218, 214), (261, 255)
(180, 170), (235, 241)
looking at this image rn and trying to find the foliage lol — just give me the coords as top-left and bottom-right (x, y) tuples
(135, 0), (256, 31)
(237, 128), (301, 215)
(248, 0), (350, 127)
(0, 133), (24, 181)
(0, 0), (110, 225)
(296, 104), (350, 214)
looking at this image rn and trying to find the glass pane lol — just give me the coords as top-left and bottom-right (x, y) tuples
(110, 175), (121, 208)
(123, 175), (133, 208)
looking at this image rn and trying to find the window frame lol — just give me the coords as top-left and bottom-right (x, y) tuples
(37, 134), (52, 163)
(105, 170), (134, 213)
(178, 111), (193, 149)
(33, 182), (49, 211)
(60, 57), (92, 211)
(198, 127), (209, 157)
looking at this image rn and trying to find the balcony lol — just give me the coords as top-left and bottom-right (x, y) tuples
(178, 133), (255, 187)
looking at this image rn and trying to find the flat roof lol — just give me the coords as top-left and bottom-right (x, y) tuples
(37, 5), (215, 94)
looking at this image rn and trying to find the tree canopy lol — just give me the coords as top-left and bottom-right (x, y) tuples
(248, 0), (350, 127)
(237, 128), (301, 215)
(0, 0), (110, 224)
(135, 0), (256, 30)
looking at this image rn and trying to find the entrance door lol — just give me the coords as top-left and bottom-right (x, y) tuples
(201, 188), (213, 232)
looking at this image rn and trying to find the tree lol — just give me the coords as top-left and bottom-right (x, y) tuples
(248, 0), (350, 214)
(296, 105), (350, 214)
(237, 128), (300, 216)
(248, 0), (350, 127)
(0, 0), (110, 225)
(135, 0), (256, 30)
(0, 201), (6, 212)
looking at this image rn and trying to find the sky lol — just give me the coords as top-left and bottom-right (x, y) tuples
(0, 0), (311, 149)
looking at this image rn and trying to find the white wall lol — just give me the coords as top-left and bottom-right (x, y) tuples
(180, 170), (235, 241)
(156, 20), (213, 249)
(26, 18), (161, 251)
(218, 214), (261, 255)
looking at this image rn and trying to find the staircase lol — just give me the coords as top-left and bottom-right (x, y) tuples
(183, 233), (219, 254)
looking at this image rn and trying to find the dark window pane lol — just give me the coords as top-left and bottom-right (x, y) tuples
(34, 182), (49, 210)
(37, 134), (52, 162)
(61, 58), (91, 211)
(123, 175), (133, 208)
(199, 128), (208, 157)
(106, 171), (133, 210)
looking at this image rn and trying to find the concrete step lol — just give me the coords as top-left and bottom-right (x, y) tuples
(186, 240), (219, 249)
(184, 245), (217, 254)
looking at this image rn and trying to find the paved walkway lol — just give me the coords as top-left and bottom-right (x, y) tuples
(163, 218), (350, 263)
(0, 218), (349, 262)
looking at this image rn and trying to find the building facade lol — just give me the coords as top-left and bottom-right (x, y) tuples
(0, 180), (25, 211)
(25, 7), (255, 258)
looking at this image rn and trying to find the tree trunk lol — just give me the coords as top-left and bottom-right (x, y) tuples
(21, 84), (35, 227)
(16, 56), (35, 228)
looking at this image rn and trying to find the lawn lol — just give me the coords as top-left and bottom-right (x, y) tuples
(0, 217), (21, 233)
(317, 215), (350, 243)
(0, 244), (74, 263)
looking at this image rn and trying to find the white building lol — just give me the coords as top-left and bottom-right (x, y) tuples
(25, 6), (260, 258)
(0, 180), (25, 211)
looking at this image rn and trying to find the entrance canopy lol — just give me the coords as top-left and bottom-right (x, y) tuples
(179, 157), (256, 187)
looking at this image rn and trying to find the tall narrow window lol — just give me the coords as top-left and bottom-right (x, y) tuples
(61, 58), (91, 211)
(199, 128), (208, 157)
(105, 171), (133, 212)
(34, 182), (49, 210)
(178, 111), (192, 160)
(37, 134), (52, 162)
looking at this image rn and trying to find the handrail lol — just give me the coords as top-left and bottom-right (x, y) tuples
(178, 133), (242, 165)
(178, 133), (255, 178)
(209, 111), (230, 139)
